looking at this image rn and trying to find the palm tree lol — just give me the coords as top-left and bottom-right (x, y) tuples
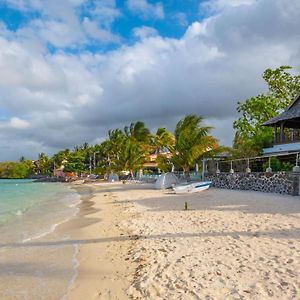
(118, 138), (147, 178)
(153, 127), (175, 154)
(106, 129), (126, 170)
(36, 152), (52, 174)
(19, 156), (26, 163)
(121, 122), (151, 176)
(124, 121), (150, 142)
(152, 127), (175, 172)
(172, 114), (218, 180)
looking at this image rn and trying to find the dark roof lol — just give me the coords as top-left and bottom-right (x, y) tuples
(263, 93), (300, 126)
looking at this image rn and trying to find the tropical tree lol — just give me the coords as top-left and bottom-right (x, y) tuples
(0, 161), (33, 179)
(124, 121), (151, 144)
(171, 114), (218, 180)
(63, 151), (85, 174)
(153, 127), (175, 154)
(152, 127), (175, 172)
(19, 156), (26, 163)
(121, 121), (151, 176)
(36, 152), (53, 174)
(233, 66), (300, 154)
(99, 122), (151, 176)
(104, 129), (126, 172)
(118, 138), (148, 177)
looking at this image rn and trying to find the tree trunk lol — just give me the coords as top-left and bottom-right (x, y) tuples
(130, 170), (134, 179)
(183, 165), (191, 181)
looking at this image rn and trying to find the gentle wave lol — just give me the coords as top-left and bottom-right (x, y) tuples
(21, 212), (77, 243)
(61, 244), (79, 300)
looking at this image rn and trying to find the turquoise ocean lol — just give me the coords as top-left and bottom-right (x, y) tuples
(0, 179), (81, 299)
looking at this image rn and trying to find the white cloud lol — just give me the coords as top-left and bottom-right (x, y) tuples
(0, 117), (30, 130)
(3, 0), (121, 48)
(0, 0), (300, 160)
(126, 0), (164, 19)
(10, 117), (30, 129)
(90, 0), (121, 27)
(201, 0), (256, 12)
(83, 17), (121, 43)
(172, 12), (188, 27)
(3, 0), (37, 11)
(133, 26), (158, 39)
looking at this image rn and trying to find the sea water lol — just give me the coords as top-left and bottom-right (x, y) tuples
(0, 179), (81, 299)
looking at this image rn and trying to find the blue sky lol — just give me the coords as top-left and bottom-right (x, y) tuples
(0, 0), (208, 58)
(0, 0), (300, 160)
(0, 1), (202, 38)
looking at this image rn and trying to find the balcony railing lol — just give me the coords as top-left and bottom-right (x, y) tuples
(274, 129), (300, 145)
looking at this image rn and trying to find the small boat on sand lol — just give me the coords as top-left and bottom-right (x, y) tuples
(173, 181), (212, 194)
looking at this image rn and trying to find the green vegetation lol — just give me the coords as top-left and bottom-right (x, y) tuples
(0, 160), (34, 179)
(3, 66), (299, 179)
(171, 115), (218, 179)
(262, 157), (293, 172)
(233, 66), (300, 156)
(0, 115), (219, 179)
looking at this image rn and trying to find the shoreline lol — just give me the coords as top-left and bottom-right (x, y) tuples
(0, 181), (85, 300)
(58, 183), (97, 300)
(60, 182), (139, 299)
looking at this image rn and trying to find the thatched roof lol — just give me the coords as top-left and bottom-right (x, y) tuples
(263, 93), (300, 127)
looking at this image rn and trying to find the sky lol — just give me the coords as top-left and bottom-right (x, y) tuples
(0, 0), (300, 161)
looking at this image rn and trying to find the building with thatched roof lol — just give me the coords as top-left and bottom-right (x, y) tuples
(263, 93), (300, 154)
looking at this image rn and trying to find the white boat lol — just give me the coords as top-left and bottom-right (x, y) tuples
(173, 181), (212, 194)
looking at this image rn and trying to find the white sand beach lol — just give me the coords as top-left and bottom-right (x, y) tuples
(66, 183), (300, 300)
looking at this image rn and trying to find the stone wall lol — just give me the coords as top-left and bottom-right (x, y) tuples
(206, 172), (300, 196)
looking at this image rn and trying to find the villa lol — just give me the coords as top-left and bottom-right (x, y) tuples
(263, 93), (300, 154)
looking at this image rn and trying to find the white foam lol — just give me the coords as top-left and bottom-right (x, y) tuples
(21, 221), (63, 243)
(21, 206), (79, 243)
(15, 210), (23, 216)
(60, 244), (79, 300)
(21, 190), (81, 243)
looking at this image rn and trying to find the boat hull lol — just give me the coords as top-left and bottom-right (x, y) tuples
(173, 181), (212, 194)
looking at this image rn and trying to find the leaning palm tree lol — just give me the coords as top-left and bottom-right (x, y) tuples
(172, 114), (218, 180)
(124, 121), (151, 145)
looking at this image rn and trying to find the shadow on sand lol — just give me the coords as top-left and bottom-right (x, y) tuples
(1, 226), (300, 249)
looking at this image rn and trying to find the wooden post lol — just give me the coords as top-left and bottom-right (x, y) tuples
(280, 122), (285, 143)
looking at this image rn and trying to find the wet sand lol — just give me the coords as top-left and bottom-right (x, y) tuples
(65, 183), (138, 300)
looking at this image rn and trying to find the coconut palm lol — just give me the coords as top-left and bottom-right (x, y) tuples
(152, 127), (175, 172)
(36, 152), (52, 174)
(124, 121), (151, 145)
(121, 121), (151, 176)
(107, 129), (126, 167)
(172, 114), (218, 180)
(118, 138), (147, 178)
(153, 127), (175, 154)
